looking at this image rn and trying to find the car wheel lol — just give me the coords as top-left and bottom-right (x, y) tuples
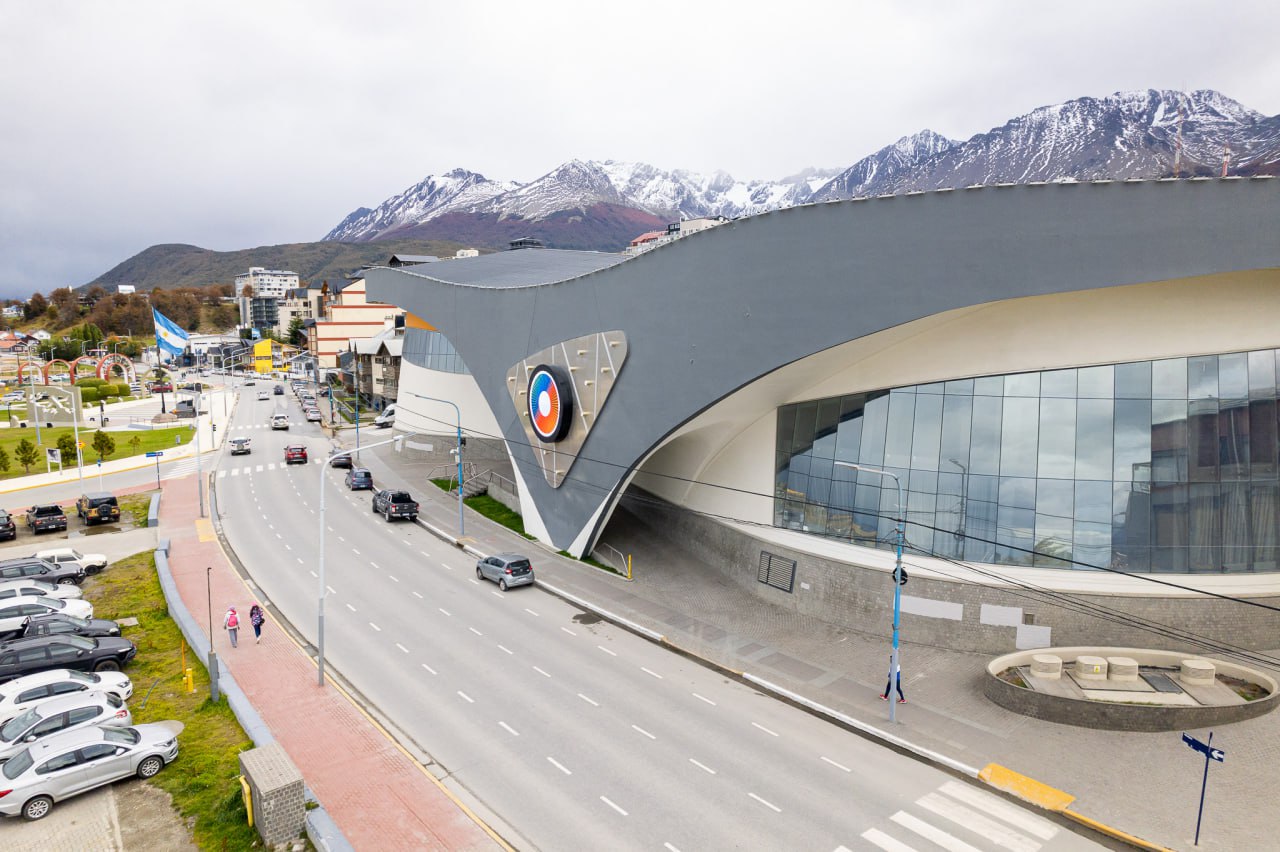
(385, 509), (392, 522)
(476, 566), (484, 581)
(499, 578), (508, 592)
(22, 795), (53, 821)
(137, 755), (164, 779)
(58, 577), (75, 585)
(95, 659), (121, 672)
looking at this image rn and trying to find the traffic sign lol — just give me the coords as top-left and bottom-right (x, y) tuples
(1182, 732), (1225, 762)
(77, 441), (85, 449)
(145, 451), (164, 458)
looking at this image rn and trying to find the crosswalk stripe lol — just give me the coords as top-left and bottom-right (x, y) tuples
(217, 470), (226, 478)
(891, 811), (982, 852)
(938, 781), (1057, 841)
(255, 465), (263, 473)
(231, 468), (239, 477)
(916, 793), (1040, 852)
(860, 829), (919, 852)
(268, 463), (277, 470)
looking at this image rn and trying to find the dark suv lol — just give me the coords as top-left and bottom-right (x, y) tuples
(345, 468), (373, 490)
(76, 492), (120, 526)
(0, 634), (137, 682)
(0, 560), (84, 587)
(0, 510), (15, 542)
(25, 506), (67, 535)
(19, 613), (122, 639)
(371, 490), (418, 522)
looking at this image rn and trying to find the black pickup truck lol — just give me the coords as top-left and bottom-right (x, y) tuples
(371, 489), (419, 522)
(26, 504), (68, 534)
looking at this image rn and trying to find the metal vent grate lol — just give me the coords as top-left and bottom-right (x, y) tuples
(758, 551), (796, 593)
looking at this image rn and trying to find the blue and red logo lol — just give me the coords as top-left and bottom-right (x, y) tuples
(528, 365), (573, 442)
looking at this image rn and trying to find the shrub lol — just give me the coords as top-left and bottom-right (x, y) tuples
(99, 385), (120, 399)
(77, 377), (106, 388)
(79, 387), (100, 403)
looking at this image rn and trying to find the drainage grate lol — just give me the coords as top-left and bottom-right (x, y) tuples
(1140, 672), (1184, 694)
(758, 551), (796, 593)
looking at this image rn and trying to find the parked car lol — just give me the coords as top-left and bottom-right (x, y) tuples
(32, 549), (107, 577)
(17, 614), (120, 641)
(284, 445), (308, 465)
(0, 560), (84, 587)
(0, 691), (132, 764)
(0, 391), (24, 404)
(25, 506), (67, 535)
(0, 597), (94, 637)
(0, 634), (137, 683)
(330, 454), (352, 469)
(271, 414), (289, 430)
(229, 437), (252, 456)
(475, 553), (535, 591)
(0, 580), (82, 603)
(371, 489), (418, 522)
(0, 722), (178, 820)
(74, 493), (119, 526)
(305, 407), (322, 422)
(0, 669), (133, 724)
(0, 511), (15, 543)
(345, 468), (373, 490)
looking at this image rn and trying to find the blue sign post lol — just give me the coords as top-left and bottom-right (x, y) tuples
(1182, 731), (1225, 845)
(146, 451), (164, 490)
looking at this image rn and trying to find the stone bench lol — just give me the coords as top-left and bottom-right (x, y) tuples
(1030, 654), (1062, 679)
(1107, 656), (1139, 682)
(1075, 655), (1108, 681)
(1181, 658), (1216, 686)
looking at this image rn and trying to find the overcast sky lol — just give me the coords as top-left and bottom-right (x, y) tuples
(1, 0), (1276, 298)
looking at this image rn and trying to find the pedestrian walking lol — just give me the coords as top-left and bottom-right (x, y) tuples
(249, 603), (265, 643)
(880, 655), (905, 703)
(223, 606), (240, 648)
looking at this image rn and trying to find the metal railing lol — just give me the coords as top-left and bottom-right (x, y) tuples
(595, 542), (632, 580)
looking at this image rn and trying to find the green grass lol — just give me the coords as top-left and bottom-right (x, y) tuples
(0, 425), (194, 481)
(117, 491), (154, 524)
(83, 552), (259, 850)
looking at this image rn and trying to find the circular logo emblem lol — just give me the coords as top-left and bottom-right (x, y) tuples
(528, 365), (573, 442)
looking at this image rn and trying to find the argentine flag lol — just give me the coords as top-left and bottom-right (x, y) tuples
(153, 308), (190, 358)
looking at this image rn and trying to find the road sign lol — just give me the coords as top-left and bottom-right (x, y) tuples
(145, 451), (164, 458)
(1182, 732), (1225, 762)
(46, 448), (60, 463)
(77, 441), (85, 449)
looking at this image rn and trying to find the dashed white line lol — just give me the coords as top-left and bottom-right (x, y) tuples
(600, 796), (628, 817)
(468, 579), (480, 586)
(663, 844), (683, 852)
(524, 608), (539, 617)
(596, 645), (616, 656)
(284, 544), (292, 551)
(689, 758), (717, 775)
(641, 667), (663, 679)
(497, 644), (513, 655)
(498, 721), (519, 736)
(369, 562), (379, 570)
(547, 756), (571, 775)
(631, 724), (656, 740)
(533, 666), (551, 678)
(369, 622), (381, 632)
(309, 570), (317, 578)
(388, 575), (399, 583)
(275, 533), (282, 539)
(402, 539), (412, 546)
(421, 663), (437, 675)
(438, 608), (451, 617)
(395, 643), (409, 654)
(420, 550), (430, 558)
(752, 722), (779, 737)
(296, 558), (303, 564)
(561, 627), (577, 636)
(577, 693), (599, 707)
(338, 536), (345, 543)
(468, 627), (483, 636)
(491, 590), (503, 598)
(820, 756), (851, 773)
(412, 591), (423, 599)
(352, 549), (360, 555)
(457, 691), (474, 703)
(692, 693), (717, 706)
(748, 792), (781, 813)
(345, 604), (355, 612)
(326, 585), (336, 595)
(440, 561), (453, 571)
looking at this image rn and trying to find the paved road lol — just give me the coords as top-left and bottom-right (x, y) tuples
(214, 388), (1104, 851)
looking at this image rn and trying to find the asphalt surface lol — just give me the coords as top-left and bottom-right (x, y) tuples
(213, 386), (1103, 851)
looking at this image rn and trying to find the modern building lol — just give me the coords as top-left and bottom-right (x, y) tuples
(235, 267), (300, 299)
(366, 177), (1280, 653)
(274, 285), (324, 341)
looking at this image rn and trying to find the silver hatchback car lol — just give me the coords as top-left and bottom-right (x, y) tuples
(0, 722), (179, 820)
(475, 553), (534, 591)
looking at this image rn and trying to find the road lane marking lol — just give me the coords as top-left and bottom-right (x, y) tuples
(631, 725), (656, 740)
(440, 561), (453, 571)
(326, 585), (335, 594)
(338, 536), (345, 542)
(468, 579), (480, 586)
(600, 796), (628, 817)
(861, 828), (916, 852)
(457, 691), (474, 703)
(748, 793), (781, 813)
(663, 845), (683, 852)
(917, 792), (1040, 851)
(692, 693), (717, 706)
(891, 811), (982, 852)
(369, 622), (381, 632)
(533, 666), (551, 678)
(821, 756), (851, 772)
(752, 722), (779, 737)
(346, 604), (355, 612)
(524, 608), (539, 617)
(275, 533), (282, 539)
(497, 644), (513, 655)
(641, 667), (663, 679)
(412, 591), (423, 599)
(468, 627), (483, 636)
(352, 549), (360, 555)
(309, 570), (317, 578)
(284, 544), (292, 551)
(491, 591), (503, 598)
(388, 575), (399, 583)
(561, 627), (576, 636)
(267, 523), (274, 530)
(396, 643), (409, 654)
(327, 526), (334, 532)
(370, 562), (379, 570)
(421, 663), (437, 675)
(296, 558), (303, 564)
(438, 608), (451, 616)
(577, 693), (599, 707)
(420, 550), (430, 558)
(498, 721), (519, 736)
(689, 758), (716, 775)
(938, 780), (1058, 840)
(597, 645), (616, 656)
(402, 539), (412, 546)
(547, 756), (571, 775)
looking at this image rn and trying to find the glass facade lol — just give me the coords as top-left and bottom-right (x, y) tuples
(774, 349), (1280, 573)
(402, 328), (470, 375)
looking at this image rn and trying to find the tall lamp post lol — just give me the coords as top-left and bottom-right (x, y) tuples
(835, 461), (906, 723)
(406, 391), (464, 538)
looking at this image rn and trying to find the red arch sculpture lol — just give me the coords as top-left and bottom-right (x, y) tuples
(43, 359), (72, 383)
(96, 353), (136, 385)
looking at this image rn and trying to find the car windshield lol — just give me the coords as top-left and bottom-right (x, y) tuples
(69, 550), (84, 559)
(508, 560), (531, 571)
(2, 747), (33, 779)
(58, 635), (95, 650)
(36, 596), (63, 609)
(102, 726), (139, 744)
(1, 707), (39, 741)
(69, 671), (97, 684)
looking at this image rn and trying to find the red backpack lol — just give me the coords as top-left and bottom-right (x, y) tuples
(227, 611), (239, 628)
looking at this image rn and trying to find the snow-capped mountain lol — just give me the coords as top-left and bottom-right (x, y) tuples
(324, 89), (1279, 249)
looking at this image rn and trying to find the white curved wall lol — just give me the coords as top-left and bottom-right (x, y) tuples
(393, 360), (503, 437)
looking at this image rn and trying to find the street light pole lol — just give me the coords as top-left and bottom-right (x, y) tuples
(406, 392), (463, 537)
(206, 566), (220, 702)
(835, 461), (906, 723)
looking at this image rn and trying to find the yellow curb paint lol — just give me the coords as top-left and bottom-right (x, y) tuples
(978, 764), (1075, 811)
(1061, 810), (1176, 851)
(195, 518), (215, 542)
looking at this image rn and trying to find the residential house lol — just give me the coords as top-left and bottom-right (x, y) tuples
(306, 277), (403, 369)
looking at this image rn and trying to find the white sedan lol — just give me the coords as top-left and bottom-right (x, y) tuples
(257, 391), (270, 401)
(0, 669), (133, 726)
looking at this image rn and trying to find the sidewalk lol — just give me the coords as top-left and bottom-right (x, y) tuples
(351, 437), (1279, 852)
(156, 472), (502, 851)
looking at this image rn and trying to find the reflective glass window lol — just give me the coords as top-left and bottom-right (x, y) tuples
(1040, 369), (1077, 398)
(1115, 361), (1151, 400)
(882, 391), (916, 469)
(1077, 366), (1114, 399)
(834, 397), (865, 463)
(969, 396), (1002, 476)
(1187, 399), (1220, 482)
(910, 393), (943, 471)
(1037, 398), (1076, 479)
(1218, 353), (1249, 400)
(1114, 400), (1152, 483)
(973, 375), (1004, 396)
(944, 378), (974, 396)
(1152, 358), (1187, 399)
(1076, 399), (1114, 480)
(858, 393), (889, 467)
(811, 399), (842, 460)
(939, 396), (973, 473)
(1256, 351), (1280, 400)
(1004, 373), (1040, 397)
(1249, 399), (1278, 479)
(1188, 356), (1218, 401)
(999, 397), (1038, 477)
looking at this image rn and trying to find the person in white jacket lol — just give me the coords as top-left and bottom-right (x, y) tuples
(222, 606), (240, 648)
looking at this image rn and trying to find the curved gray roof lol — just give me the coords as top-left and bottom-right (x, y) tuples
(368, 248), (624, 290)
